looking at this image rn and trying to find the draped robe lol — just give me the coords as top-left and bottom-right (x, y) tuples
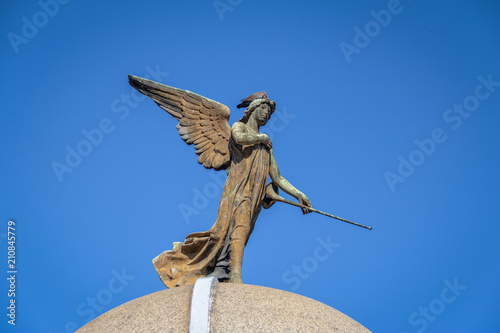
(153, 131), (270, 288)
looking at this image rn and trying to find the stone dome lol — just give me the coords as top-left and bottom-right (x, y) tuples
(77, 280), (371, 333)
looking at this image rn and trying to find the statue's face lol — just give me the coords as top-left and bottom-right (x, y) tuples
(255, 103), (271, 125)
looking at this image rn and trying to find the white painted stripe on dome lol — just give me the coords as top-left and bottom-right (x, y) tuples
(189, 277), (218, 333)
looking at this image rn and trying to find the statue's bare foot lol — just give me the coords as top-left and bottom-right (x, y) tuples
(229, 269), (243, 283)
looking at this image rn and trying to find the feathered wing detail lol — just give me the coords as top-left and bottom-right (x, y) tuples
(128, 75), (231, 171)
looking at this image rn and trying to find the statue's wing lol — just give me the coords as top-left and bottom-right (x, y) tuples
(128, 75), (231, 171)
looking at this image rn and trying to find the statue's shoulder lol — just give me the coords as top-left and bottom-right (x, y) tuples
(231, 121), (247, 132)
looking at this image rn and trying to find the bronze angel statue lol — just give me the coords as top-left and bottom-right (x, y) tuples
(128, 75), (313, 288)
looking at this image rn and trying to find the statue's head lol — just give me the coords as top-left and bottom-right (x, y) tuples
(239, 98), (276, 125)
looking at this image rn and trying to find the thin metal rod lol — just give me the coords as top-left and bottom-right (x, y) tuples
(274, 197), (372, 230)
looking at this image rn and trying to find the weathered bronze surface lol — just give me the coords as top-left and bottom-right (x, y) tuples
(129, 75), (312, 288)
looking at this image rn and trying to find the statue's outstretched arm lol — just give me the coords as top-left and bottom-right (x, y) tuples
(269, 149), (312, 214)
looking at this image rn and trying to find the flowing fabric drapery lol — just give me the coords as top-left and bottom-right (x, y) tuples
(153, 137), (270, 288)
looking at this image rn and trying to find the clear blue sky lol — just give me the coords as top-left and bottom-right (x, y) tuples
(1, 0), (499, 332)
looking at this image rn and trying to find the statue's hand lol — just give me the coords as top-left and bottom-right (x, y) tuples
(259, 134), (273, 150)
(297, 193), (312, 215)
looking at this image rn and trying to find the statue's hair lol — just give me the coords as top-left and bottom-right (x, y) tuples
(238, 98), (276, 123)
